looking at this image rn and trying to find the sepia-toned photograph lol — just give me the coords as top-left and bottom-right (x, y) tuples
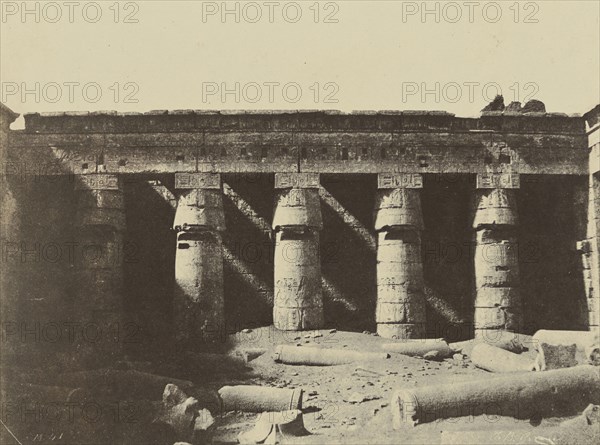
(1, 1), (599, 444)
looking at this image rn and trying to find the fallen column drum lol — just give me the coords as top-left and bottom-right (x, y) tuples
(218, 385), (303, 413)
(274, 344), (390, 366)
(470, 343), (535, 373)
(391, 365), (600, 427)
(382, 339), (453, 358)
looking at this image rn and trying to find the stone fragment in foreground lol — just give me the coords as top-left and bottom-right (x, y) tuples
(238, 409), (310, 444)
(156, 384), (215, 445)
(391, 365), (600, 427)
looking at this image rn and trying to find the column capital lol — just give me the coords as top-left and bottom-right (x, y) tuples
(175, 172), (221, 190)
(75, 174), (121, 191)
(476, 172), (520, 189)
(275, 172), (319, 189)
(378, 173), (422, 189)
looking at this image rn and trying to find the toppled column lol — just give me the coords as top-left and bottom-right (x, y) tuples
(470, 343), (535, 373)
(381, 339), (453, 358)
(173, 173), (225, 346)
(532, 329), (600, 366)
(272, 173), (323, 331)
(74, 174), (126, 363)
(218, 385), (303, 413)
(450, 330), (528, 356)
(391, 365), (600, 427)
(274, 344), (390, 365)
(374, 173), (425, 339)
(472, 173), (522, 337)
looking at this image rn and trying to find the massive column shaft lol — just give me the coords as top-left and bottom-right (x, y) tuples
(74, 174), (125, 363)
(272, 173), (323, 331)
(0, 105), (19, 356)
(472, 173), (521, 337)
(586, 167), (600, 330)
(173, 173), (225, 345)
(374, 174), (425, 339)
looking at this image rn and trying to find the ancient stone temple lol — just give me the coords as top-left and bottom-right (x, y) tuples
(1, 103), (599, 361)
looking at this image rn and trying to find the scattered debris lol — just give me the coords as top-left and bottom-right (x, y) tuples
(452, 353), (464, 364)
(353, 367), (385, 377)
(234, 348), (267, 363)
(423, 351), (444, 361)
(440, 405), (600, 444)
(344, 392), (381, 404)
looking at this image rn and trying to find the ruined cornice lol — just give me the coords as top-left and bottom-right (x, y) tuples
(20, 109), (585, 135)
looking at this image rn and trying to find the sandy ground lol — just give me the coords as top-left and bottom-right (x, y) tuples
(2, 326), (597, 444)
(206, 327), (597, 445)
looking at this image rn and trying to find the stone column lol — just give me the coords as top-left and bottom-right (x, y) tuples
(589, 173), (600, 329)
(472, 173), (521, 337)
(0, 104), (20, 358)
(173, 173), (225, 346)
(585, 110), (600, 331)
(74, 174), (125, 363)
(374, 173), (425, 339)
(272, 173), (323, 331)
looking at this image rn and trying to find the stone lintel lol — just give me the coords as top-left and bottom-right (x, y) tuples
(75, 174), (120, 190)
(378, 173), (423, 189)
(476, 172), (520, 189)
(175, 172), (221, 189)
(275, 172), (320, 189)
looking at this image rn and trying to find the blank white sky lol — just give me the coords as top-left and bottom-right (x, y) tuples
(1, 0), (599, 117)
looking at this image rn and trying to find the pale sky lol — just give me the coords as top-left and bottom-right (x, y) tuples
(1, 0), (599, 121)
